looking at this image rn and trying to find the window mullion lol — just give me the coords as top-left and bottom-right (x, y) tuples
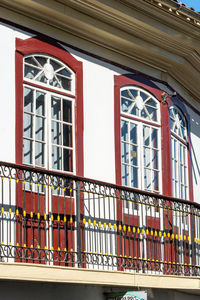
(150, 127), (153, 192)
(33, 89), (36, 167)
(47, 93), (51, 170)
(139, 123), (143, 190)
(61, 97), (63, 171)
(128, 120), (131, 187)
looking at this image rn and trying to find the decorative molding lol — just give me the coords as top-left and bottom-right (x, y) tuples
(0, 262), (200, 294)
(0, 0), (200, 103)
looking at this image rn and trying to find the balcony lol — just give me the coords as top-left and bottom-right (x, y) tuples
(0, 161), (199, 279)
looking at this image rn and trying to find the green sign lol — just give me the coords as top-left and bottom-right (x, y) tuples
(106, 291), (147, 300)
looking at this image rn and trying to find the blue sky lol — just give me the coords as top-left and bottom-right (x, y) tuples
(178, 0), (200, 11)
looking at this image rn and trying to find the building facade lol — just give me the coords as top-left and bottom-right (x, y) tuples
(0, 0), (200, 299)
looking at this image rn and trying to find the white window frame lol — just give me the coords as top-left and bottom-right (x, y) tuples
(24, 54), (75, 95)
(22, 54), (76, 175)
(120, 86), (162, 194)
(170, 106), (189, 200)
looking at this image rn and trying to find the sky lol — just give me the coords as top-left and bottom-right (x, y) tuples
(178, 0), (200, 12)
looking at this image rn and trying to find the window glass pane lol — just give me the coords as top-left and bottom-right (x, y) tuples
(181, 185), (184, 199)
(36, 71), (48, 84)
(145, 98), (156, 107)
(56, 75), (71, 91)
(180, 165), (183, 183)
(35, 142), (45, 167)
(131, 167), (138, 188)
(121, 98), (132, 113)
(63, 124), (72, 147)
(184, 167), (188, 185)
(121, 120), (128, 141)
(51, 96), (61, 120)
(52, 146), (61, 170)
(130, 123), (137, 144)
(143, 126), (150, 146)
(130, 145), (137, 166)
(169, 106), (187, 141)
(23, 139), (33, 164)
(180, 126), (185, 140)
(35, 117), (45, 141)
(144, 168), (151, 190)
(175, 161), (178, 180)
(36, 91), (45, 116)
(25, 57), (38, 66)
(183, 146), (187, 164)
(129, 89), (138, 98)
(121, 142), (129, 163)
(51, 121), (61, 145)
(170, 118), (174, 131)
(130, 106), (139, 116)
(151, 128), (158, 148)
(153, 171), (159, 191)
(57, 68), (71, 77)
(63, 100), (72, 123)
(63, 149), (73, 172)
(50, 60), (61, 71)
(23, 113), (33, 138)
(174, 139), (177, 159)
(144, 147), (151, 168)
(35, 56), (47, 67)
(174, 181), (178, 198)
(24, 65), (40, 80)
(146, 106), (157, 122)
(122, 164), (129, 186)
(141, 108), (148, 119)
(152, 150), (158, 170)
(49, 76), (61, 88)
(179, 144), (183, 164)
(24, 87), (33, 113)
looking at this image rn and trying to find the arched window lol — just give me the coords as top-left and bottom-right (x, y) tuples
(169, 106), (188, 199)
(24, 55), (75, 92)
(120, 86), (161, 192)
(16, 37), (83, 176)
(23, 54), (75, 172)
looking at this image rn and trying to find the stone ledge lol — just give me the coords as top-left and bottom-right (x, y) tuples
(0, 262), (199, 291)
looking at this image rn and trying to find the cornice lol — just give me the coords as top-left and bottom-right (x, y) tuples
(0, 0), (200, 102)
(141, 0), (200, 27)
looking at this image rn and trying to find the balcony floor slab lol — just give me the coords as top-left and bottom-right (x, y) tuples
(0, 262), (199, 294)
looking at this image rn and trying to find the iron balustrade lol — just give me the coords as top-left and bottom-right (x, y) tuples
(0, 161), (200, 276)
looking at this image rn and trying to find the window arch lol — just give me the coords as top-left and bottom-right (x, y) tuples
(24, 54), (75, 93)
(121, 86), (159, 122)
(120, 86), (161, 192)
(16, 37), (84, 176)
(169, 106), (188, 200)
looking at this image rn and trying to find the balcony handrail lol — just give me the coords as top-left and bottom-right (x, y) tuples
(0, 160), (199, 276)
(0, 160), (198, 209)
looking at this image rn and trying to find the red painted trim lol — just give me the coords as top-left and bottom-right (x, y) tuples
(187, 136), (194, 202)
(23, 80), (76, 99)
(15, 51), (24, 164)
(15, 37), (84, 177)
(114, 74), (194, 202)
(167, 99), (193, 202)
(114, 76), (121, 186)
(114, 74), (165, 191)
(161, 101), (172, 197)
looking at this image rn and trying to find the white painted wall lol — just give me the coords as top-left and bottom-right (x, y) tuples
(187, 107), (200, 204)
(0, 23), (32, 164)
(0, 24), (16, 164)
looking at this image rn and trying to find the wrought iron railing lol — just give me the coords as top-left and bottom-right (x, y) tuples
(0, 161), (199, 276)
